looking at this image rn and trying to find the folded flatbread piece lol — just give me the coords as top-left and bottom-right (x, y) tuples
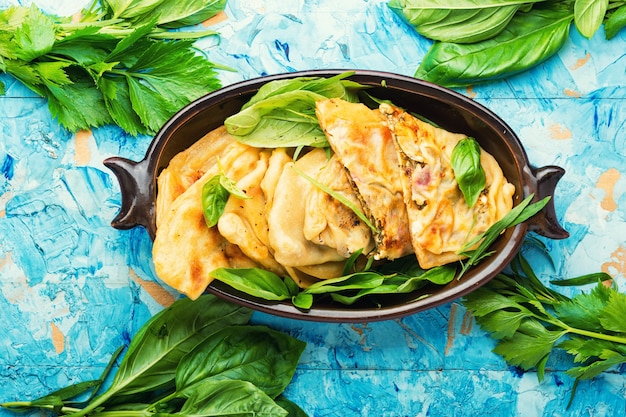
(155, 126), (234, 229)
(381, 103), (516, 269)
(152, 142), (263, 299)
(315, 98), (413, 260)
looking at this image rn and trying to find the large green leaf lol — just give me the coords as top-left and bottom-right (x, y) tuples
(415, 2), (575, 86)
(176, 325), (306, 398)
(105, 295), (252, 398)
(604, 4), (626, 39)
(389, 0), (549, 43)
(574, 0), (608, 38)
(13, 4), (57, 61)
(177, 379), (288, 417)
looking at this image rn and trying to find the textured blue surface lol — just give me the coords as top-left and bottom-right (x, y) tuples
(1, 0), (625, 416)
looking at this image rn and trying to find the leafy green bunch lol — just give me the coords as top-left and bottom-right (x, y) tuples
(463, 245), (626, 388)
(0, 0), (228, 135)
(1, 295), (308, 417)
(388, 0), (626, 87)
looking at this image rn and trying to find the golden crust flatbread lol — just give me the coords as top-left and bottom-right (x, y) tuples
(152, 141), (264, 299)
(155, 126), (234, 229)
(381, 103), (516, 269)
(315, 98), (413, 260)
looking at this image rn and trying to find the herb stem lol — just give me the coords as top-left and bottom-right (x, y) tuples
(58, 19), (127, 31)
(537, 314), (626, 345)
(562, 325), (626, 345)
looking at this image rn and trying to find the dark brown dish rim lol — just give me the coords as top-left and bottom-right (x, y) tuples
(104, 69), (569, 322)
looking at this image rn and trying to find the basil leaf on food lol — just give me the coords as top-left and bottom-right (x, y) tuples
(450, 137), (486, 208)
(224, 72), (368, 148)
(202, 174), (230, 228)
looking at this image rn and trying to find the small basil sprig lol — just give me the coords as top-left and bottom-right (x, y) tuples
(450, 137), (486, 208)
(457, 194), (551, 278)
(201, 172), (250, 228)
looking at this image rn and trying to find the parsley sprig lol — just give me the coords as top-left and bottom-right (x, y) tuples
(0, 0), (227, 135)
(463, 245), (626, 385)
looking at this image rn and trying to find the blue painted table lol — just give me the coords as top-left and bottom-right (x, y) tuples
(1, 1), (625, 416)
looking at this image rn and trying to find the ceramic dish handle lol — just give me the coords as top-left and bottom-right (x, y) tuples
(103, 156), (156, 238)
(525, 165), (569, 239)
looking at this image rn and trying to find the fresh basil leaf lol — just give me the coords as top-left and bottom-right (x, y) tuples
(416, 2), (574, 86)
(574, 0), (609, 38)
(176, 379), (288, 417)
(451, 137), (485, 207)
(389, 0), (547, 43)
(275, 396), (309, 417)
(210, 267), (293, 301)
(88, 295), (251, 408)
(604, 4), (626, 39)
(225, 73), (367, 148)
(302, 272), (385, 295)
(202, 174), (230, 228)
(176, 325), (306, 398)
(457, 195), (550, 278)
(396, 264), (457, 292)
(224, 89), (329, 147)
(329, 284), (399, 306)
(242, 72), (359, 109)
(293, 292), (314, 310)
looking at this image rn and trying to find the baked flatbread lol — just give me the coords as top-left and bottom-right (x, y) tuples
(156, 126), (234, 229)
(381, 103), (516, 269)
(315, 98), (413, 260)
(217, 150), (287, 275)
(267, 148), (368, 270)
(152, 142), (264, 299)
